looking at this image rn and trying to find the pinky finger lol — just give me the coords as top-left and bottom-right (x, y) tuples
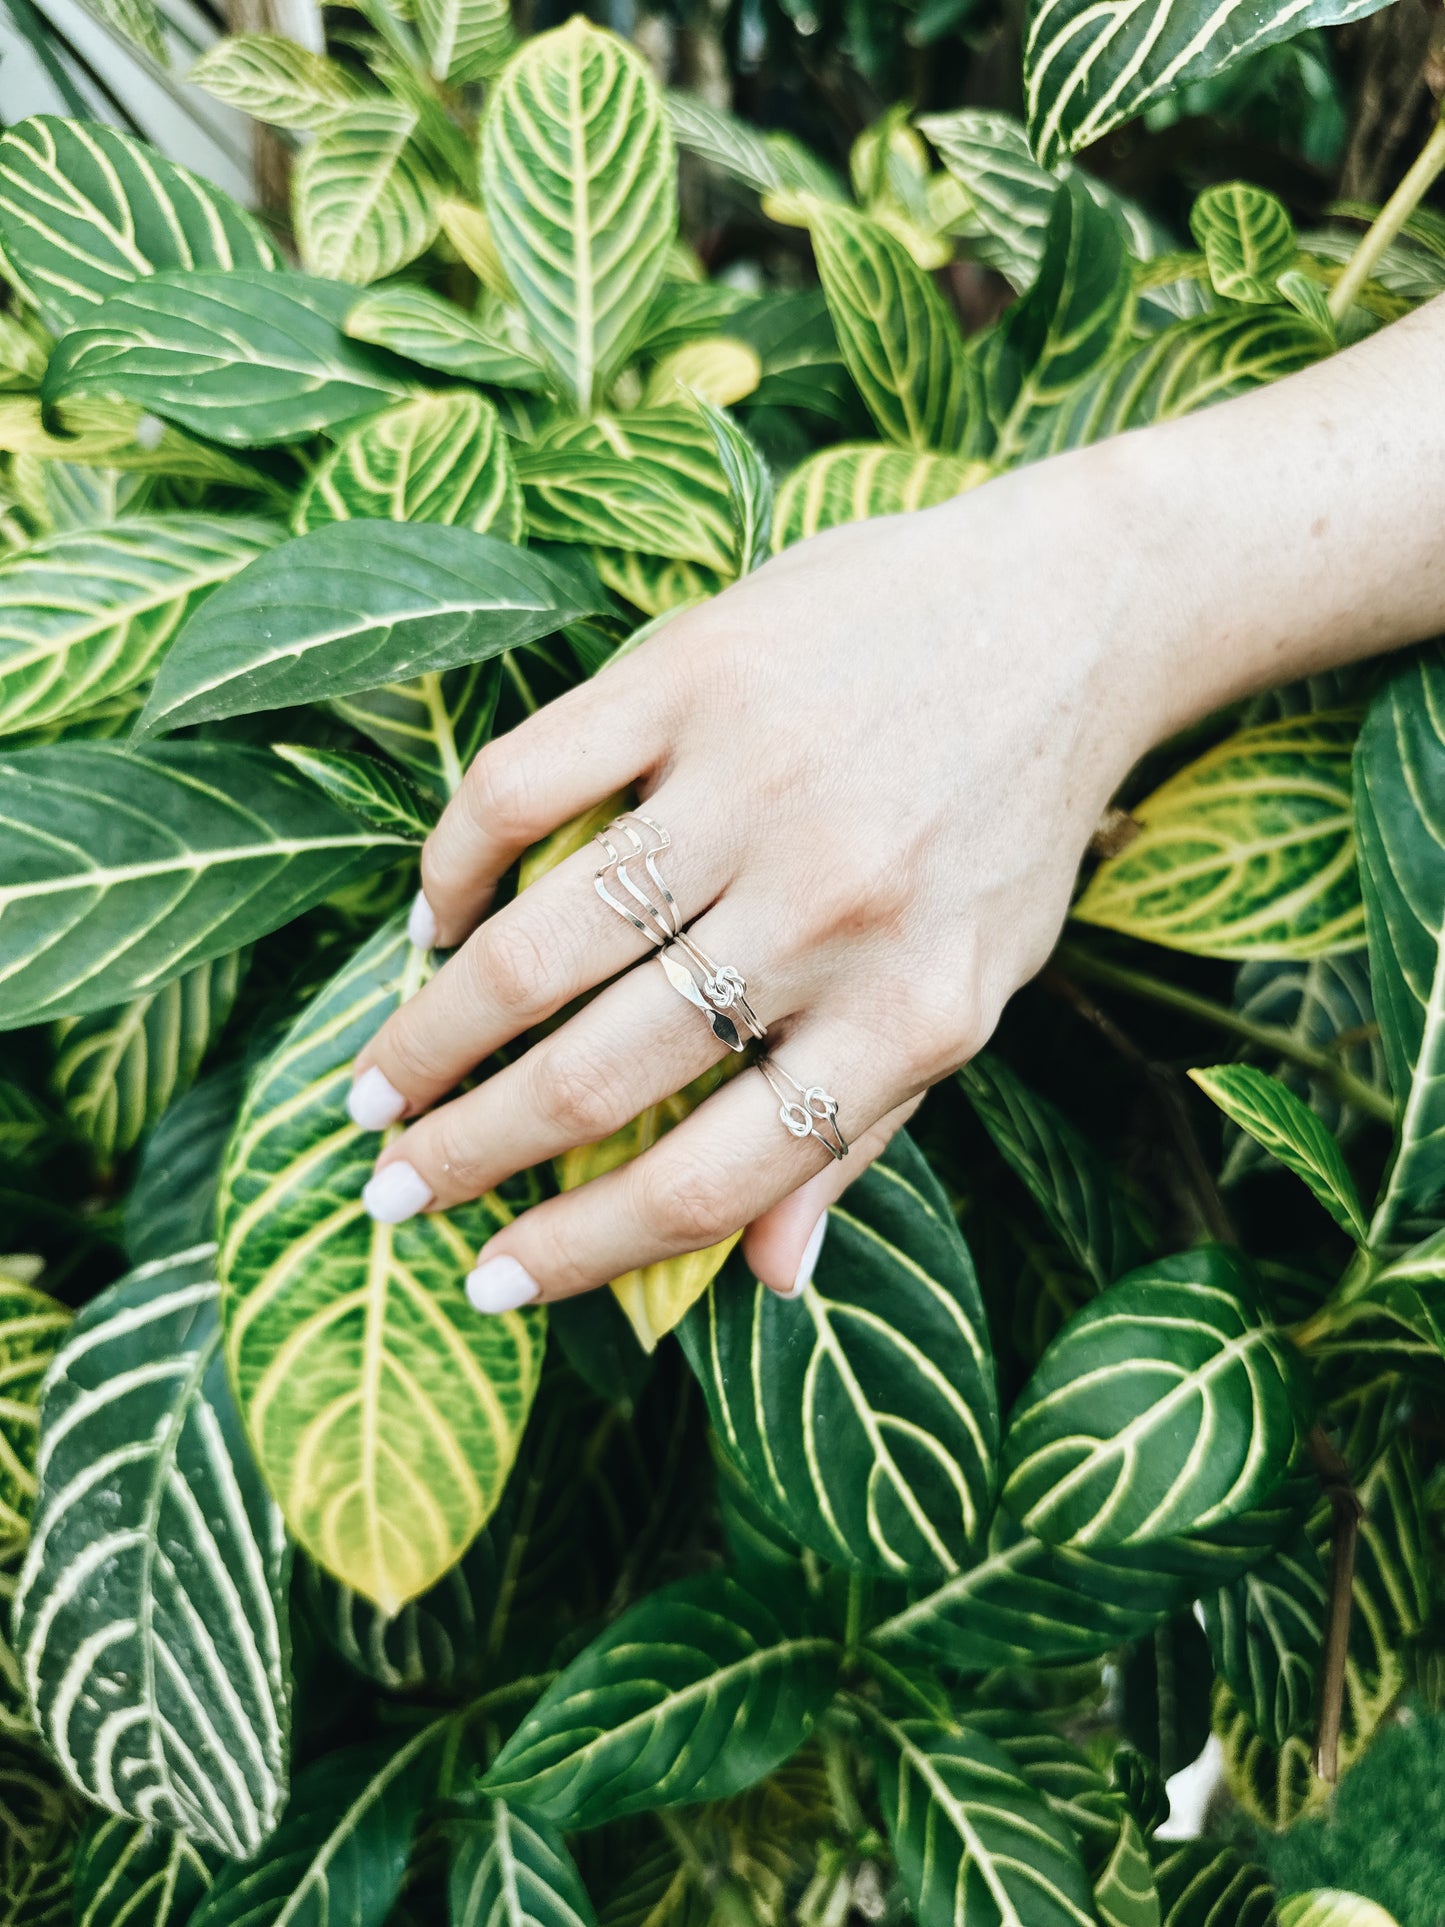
(740, 1094), (925, 1299)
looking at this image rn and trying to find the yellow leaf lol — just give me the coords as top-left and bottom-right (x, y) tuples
(644, 337), (762, 408)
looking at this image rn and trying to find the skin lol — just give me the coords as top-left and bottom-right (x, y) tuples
(350, 295), (1445, 1309)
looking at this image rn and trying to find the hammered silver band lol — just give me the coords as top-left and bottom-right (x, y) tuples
(594, 812), (765, 1054)
(759, 1061), (848, 1160)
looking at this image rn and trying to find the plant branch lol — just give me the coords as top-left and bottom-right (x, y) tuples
(1306, 1422), (1363, 1783)
(1329, 107), (1445, 320)
(1057, 946), (1394, 1123)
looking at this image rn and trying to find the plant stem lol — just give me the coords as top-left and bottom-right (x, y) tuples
(819, 1720), (867, 1841)
(1329, 108), (1445, 321)
(1057, 946), (1394, 1123)
(843, 1572), (871, 1652)
(1306, 1423), (1363, 1783)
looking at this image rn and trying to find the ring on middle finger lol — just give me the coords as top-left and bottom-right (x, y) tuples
(593, 812), (765, 1053)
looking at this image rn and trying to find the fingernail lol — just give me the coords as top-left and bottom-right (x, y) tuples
(782, 1213), (828, 1299)
(408, 890), (438, 950)
(348, 1065), (406, 1131)
(362, 1160), (433, 1224)
(465, 1255), (541, 1315)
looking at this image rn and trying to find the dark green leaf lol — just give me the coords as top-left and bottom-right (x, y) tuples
(1201, 1532), (1326, 1746)
(449, 1801), (596, 1927)
(272, 746), (438, 841)
(74, 1813), (221, 1927)
(1149, 1841), (1277, 1927)
(1189, 1065), (1366, 1239)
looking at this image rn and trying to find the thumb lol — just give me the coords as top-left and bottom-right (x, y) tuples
(740, 1095), (924, 1298)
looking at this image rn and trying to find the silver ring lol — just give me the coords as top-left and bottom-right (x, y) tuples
(759, 1061), (848, 1160)
(594, 812), (765, 1054)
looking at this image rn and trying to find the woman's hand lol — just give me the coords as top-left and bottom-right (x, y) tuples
(347, 438), (1177, 1311)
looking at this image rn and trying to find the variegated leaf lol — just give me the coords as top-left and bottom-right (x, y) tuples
(333, 665), (501, 797)
(272, 747), (436, 842)
(43, 270), (411, 448)
(1190, 183), (1295, 303)
(0, 1742), (73, 1927)
(787, 196), (969, 451)
(0, 515), (280, 741)
(74, 1813), (220, 1927)
(772, 443), (983, 550)
(1149, 1842), (1276, 1927)
(187, 34), (362, 130)
(449, 1801), (595, 1927)
(517, 409), (736, 572)
(137, 523), (601, 737)
(1023, 0), (1396, 168)
(415, 0), (511, 84)
(693, 396), (771, 575)
(1356, 646), (1445, 1243)
(1188, 1065), (1366, 1239)
(344, 286), (548, 391)
(1277, 1896), (1401, 1927)
(294, 103), (443, 287)
(1200, 1531), (1325, 1747)
(483, 1573), (838, 1826)
(1075, 713), (1364, 959)
(0, 742), (412, 1028)
(480, 19), (676, 410)
(51, 952), (242, 1161)
(591, 550), (723, 620)
(295, 392), (522, 540)
(13, 1248), (290, 1855)
(1093, 1812), (1161, 1927)
(681, 1132), (998, 1581)
(0, 117), (279, 333)
(124, 1066), (244, 1269)
(644, 338), (761, 409)
(865, 1710), (1097, 1927)
(1001, 1246), (1309, 1547)
(0, 397), (273, 492)
(0, 1279), (69, 1549)
(219, 920), (546, 1610)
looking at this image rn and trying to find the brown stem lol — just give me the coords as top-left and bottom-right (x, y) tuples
(1041, 968), (1236, 1245)
(1306, 1422), (1364, 1783)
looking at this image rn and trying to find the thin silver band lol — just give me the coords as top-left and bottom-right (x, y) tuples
(759, 1061), (848, 1160)
(593, 813), (765, 1053)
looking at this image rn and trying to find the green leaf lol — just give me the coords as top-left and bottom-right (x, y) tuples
(1277, 1896), (1401, 1927)
(1075, 713), (1364, 960)
(1022, 309), (1324, 459)
(137, 523), (601, 737)
(1093, 1812), (1162, 1927)
(0, 1279), (70, 1548)
(12, 1247), (290, 1855)
(1356, 646), (1445, 1242)
(124, 1065), (244, 1268)
(449, 1801), (596, 1927)
(0, 1742), (73, 1927)
(772, 443), (982, 550)
(788, 196), (969, 450)
(219, 920), (545, 1611)
(294, 103), (443, 287)
(74, 1814), (220, 1927)
(416, 0), (511, 84)
(517, 409), (736, 572)
(483, 1572), (837, 1827)
(332, 663), (501, 797)
(294, 392), (523, 539)
(693, 397), (772, 576)
(865, 1710), (1097, 1927)
(1149, 1842), (1277, 1927)
(979, 175), (1131, 463)
(273, 746), (437, 841)
(0, 741), (412, 1027)
(1022, 0), (1395, 168)
(0, 117), (280, 333)
(345, 285), (549, 390)
(1120, 1612), (1214, 1779)
(51, 951), (243, 1160)
(0, 396), (276, 494)
(664, 91), (783, 196)
(1001, 1246), (1309, 1547)
(1190, 183), (1295, 303)
(1189, 1065), (1366, 1239)
(1201, 1531), (1326, 1746)
(187, 35), (362, 130)
(959, 1053), (1149, 1290)
(190, 1735), (436, 1927)
(680, 1132), (998, 1581)
(0, 515), (281, 740)
(43, 269), (411, 448)
(480, 18), (676, 410)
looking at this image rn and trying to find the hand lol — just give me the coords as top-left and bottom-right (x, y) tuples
(348, 442), (1172, 1310)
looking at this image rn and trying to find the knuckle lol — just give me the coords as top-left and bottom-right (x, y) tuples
(374, 1012), (453, 1092)
(634, 1151), (740, 1251)
(417, 1108), (484, 1189)
(471, 915), (553, 1020)
(530, 1045), (623, 1142)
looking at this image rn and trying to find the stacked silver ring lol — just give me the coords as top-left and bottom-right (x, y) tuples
(593, 811), (849, 1158)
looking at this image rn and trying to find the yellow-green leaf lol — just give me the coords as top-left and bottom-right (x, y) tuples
(294, 102), (443, 287)
(643, 338), (761, 409)
(0, 1279), (70, 1548)
(1188, 1064), (1366, 1239)
(188, 35), (362, 130)
(1278, 1895), (1401, 1927)
(1074, 713), (1364, 959)
(294, 391), (522, 539)
(1190, 182), (1296, 303)
(772, 443), (985, 550)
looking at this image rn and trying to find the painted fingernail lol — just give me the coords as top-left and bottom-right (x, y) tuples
(466, 1255), (541, 1315)
(407, 890), (438, 951)
(362, 1160), (433, 1224)
(780, 1212), (828, 1299)
(348, 1066), (407, 1131)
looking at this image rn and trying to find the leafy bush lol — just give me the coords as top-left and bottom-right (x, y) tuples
(0, 0), (1443, 1923)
